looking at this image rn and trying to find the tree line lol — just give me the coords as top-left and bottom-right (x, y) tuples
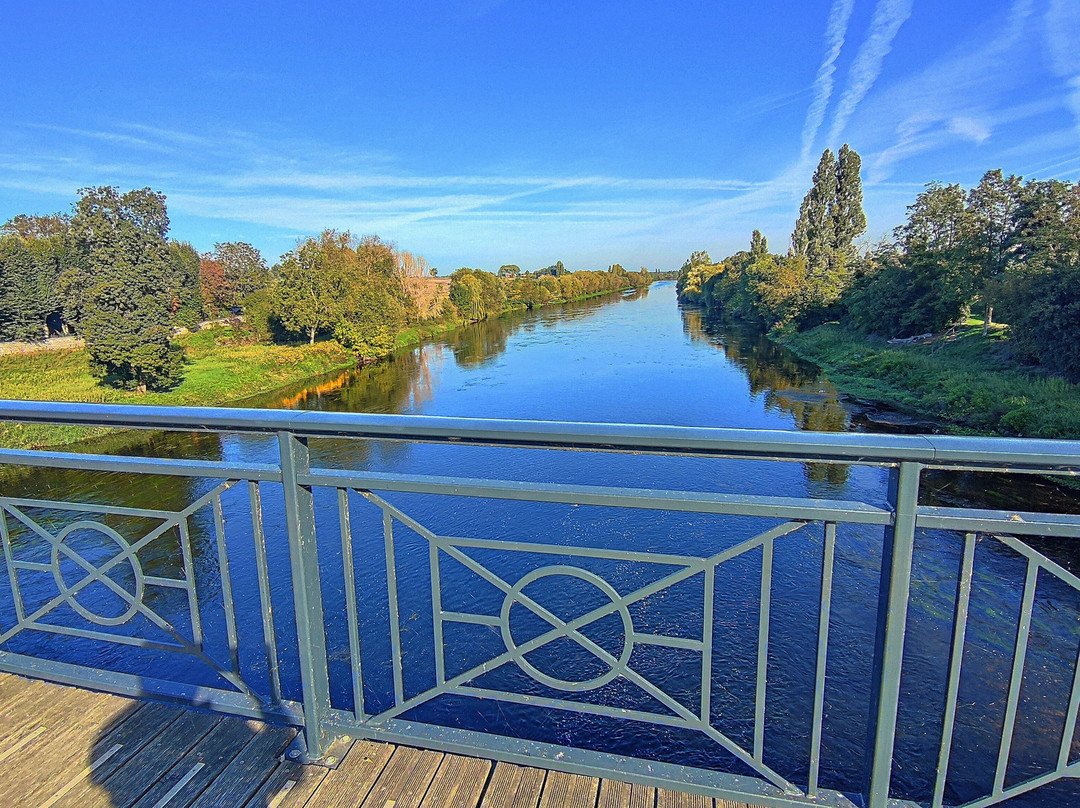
(677, 147), (1080, 379)
(0, 186), (650, 390)
(449, 263), (650, 322)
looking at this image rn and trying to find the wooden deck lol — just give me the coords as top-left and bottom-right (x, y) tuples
(0, 673), (762, 808)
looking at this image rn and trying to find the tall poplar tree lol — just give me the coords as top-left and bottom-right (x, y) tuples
(791, 146), (866, 309)
(832, 144), (867, 256)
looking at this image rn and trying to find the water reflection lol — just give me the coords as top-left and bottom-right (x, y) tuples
(681, 307), (851, 485)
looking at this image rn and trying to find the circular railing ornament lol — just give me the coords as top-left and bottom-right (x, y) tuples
(50, 521), (144, 626)
(500, 565), (633, 692)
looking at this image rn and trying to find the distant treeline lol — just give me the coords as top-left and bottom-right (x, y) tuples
(450, 263), (650, 321)
(678, 147), (1080, 380)
(0, 186), (653, 390)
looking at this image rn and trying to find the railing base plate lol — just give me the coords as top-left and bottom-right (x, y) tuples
(282, 733), (354, 769)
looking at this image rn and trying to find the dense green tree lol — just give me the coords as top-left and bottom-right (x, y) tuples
(832, 144), (867, 255)
(750, 230), (768, 260)
(0, 227), (69, 340)
(66, 186), (182, 389)
(792, 149), (836, 268)
(167, 242), (204, 327)
(273, 231), (354, 344)
(272, 231), (406, 356)
(1009, 179), (1080, 273)
(899, 182), (969, 253)
(675, 250), (714, 303)
(967, 169), (1023, 330)
(846, 246), (971, 337)
(1004, 261), (1080, 380)
(498, 264), (521, 279)
(213, 241), (270, 308)
(791, 146), (865, 311)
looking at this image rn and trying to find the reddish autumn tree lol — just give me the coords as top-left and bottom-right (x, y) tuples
(199, 258), (229, 316)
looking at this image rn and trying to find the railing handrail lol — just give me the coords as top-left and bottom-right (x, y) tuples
(1, 398), (1079, 470)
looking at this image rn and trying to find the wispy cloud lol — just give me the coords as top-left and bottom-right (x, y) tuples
(800, 0), (856, 162)
(1045, 0), (1080, 136)
(827, 0), (915, 145)
(847, 0), (1039, 181)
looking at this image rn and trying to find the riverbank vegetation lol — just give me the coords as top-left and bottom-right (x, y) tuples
(1, 186), (654, 395)
(678, 145), (1080, 438)
(0, 327), (353, 449)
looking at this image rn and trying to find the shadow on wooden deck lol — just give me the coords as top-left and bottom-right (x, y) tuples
(0, 672), (759, 808)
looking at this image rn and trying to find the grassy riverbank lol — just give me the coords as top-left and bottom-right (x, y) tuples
(0, 287), (641, 450)
(0, 328), (354, 449)
(783, 321), (1080, 438)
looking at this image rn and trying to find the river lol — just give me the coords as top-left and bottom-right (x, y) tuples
(2, 282), (1078, 805)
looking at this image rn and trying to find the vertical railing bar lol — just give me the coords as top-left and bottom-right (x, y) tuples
(754, 534), (774, 762)
(0, 507), (26, 622)
(866, 460), (922, 808)
(994, 559), (1038, 796)
(178, 517), (203, 647)
(338, 487), (365, 721)
(1058, 640), (1080, 771)
(277, 430), (332, 759)
(213, 492), (240, 675)
(932, 531), (977, 808)
(808, 521), (837, 797)
(384, 511), (405, 705)
(700, 564), (715, 723)
(248, 481), (281, 703)
(430, 541), (446, 686)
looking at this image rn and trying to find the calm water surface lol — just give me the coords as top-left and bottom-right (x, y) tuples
(3, 283), (1079, 805)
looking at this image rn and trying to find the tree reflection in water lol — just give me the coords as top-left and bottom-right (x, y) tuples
(681, 306), (851, 486)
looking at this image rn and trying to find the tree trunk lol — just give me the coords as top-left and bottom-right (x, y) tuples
(309, 326), (316, 345)
(984, 304), (993, 335)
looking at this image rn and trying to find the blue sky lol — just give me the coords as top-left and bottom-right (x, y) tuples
(1, 0), (1077, 272)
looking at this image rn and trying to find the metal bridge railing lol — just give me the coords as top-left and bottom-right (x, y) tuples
(1, 400), (1079, 808)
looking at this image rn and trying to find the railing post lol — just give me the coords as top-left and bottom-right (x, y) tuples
(865, 461), (922, 808)
(278, 430), (333, 762)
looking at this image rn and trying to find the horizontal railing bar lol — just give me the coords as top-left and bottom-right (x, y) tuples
(0, 448), (282, 481)
(0, 652), (304, 726)
(430, 534), (701, 566)
(4, 400), (1080, 469)
(304, 469), (893, 525)
(1, 497), (177, 520)
(325, 713), (862, 808)
(917, 507), (1080, 538)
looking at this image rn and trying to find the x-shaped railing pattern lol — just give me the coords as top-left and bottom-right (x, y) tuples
(355, 490), (808, 794)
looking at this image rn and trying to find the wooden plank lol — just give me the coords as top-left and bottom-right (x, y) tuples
(188, 724), (296, 808)
(305, 739), (395, 808)
(130, 716), (265, 808)
(0, 671), (42, 709)
(479, 762), (546, 808)
(598, 779), (657, 808)
(0, 676), (112, 748)
(45, 701), (185, 808)
(420, 752), (492, 807)
(716, 801), (752, 808)
(242, 761), (328, 808)
(537, 770), (599, 808)
(90, 710), (221, 808)
(0, 688), (138, 805)
(359, 745), (444, 808)
(657, 789), (712, 808)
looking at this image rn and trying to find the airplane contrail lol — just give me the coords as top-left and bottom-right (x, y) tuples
(827, 0), (915, 145)
(800, 0), (857, 164)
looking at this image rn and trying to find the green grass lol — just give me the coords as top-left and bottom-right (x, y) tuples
(783, 322), (1080, 438)
(0, 328), (353, 449)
